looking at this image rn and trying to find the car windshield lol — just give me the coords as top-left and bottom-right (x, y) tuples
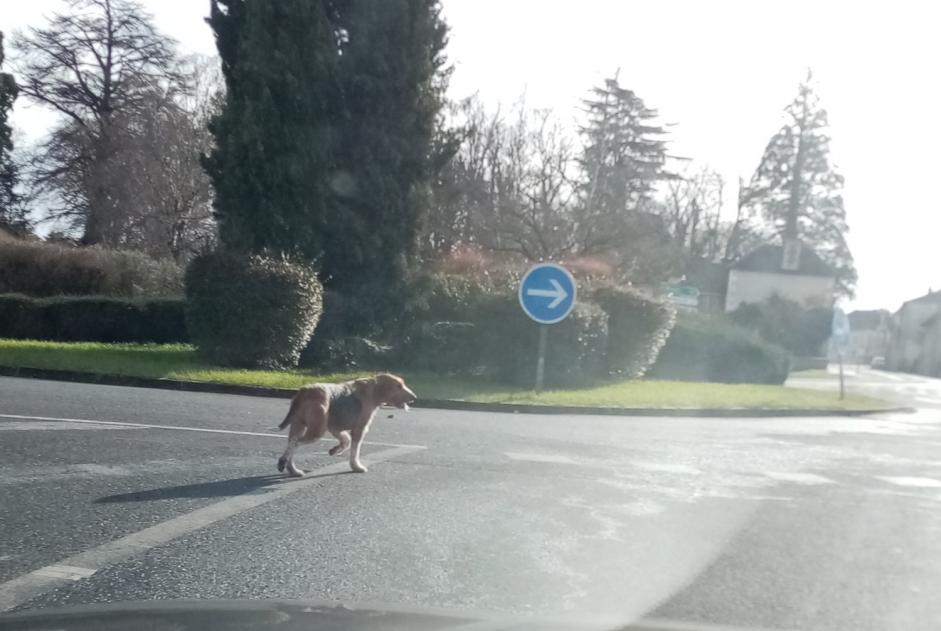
(1, 2), (939, 630)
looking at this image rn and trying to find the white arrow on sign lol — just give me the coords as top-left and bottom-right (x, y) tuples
(526, 278), (568, 309)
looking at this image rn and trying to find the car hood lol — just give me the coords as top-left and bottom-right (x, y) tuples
(0, 599), (780, 631)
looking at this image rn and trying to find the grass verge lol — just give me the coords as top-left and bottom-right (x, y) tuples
(0, 339), (892, 412)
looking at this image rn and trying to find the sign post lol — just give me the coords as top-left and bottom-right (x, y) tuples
(518, 263), (577, 392)
(831, 308), (851, 400)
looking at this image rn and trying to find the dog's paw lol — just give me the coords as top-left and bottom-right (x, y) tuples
(277, 457), (286, 472)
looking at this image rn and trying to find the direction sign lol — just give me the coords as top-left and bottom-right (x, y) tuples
(831, 307), (851, 354)
(518, 263), (577, 324)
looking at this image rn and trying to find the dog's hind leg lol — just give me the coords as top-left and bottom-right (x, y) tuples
(328, 430), (350, 456)
(278, 422), (306, 477)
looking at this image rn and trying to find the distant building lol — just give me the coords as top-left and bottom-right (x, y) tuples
(847, 309), (893, 364)
(886, 291), (941, 377)
(725, 240), (836, 312)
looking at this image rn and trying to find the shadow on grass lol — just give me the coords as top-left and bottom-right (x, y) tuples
(95, 469), (353, 503)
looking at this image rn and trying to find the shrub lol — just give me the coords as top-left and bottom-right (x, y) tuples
(730, 295), (832, 357)
(594, 287), (676, 378)
(0, 240), (182, 297)
(185, 251), (322, 369)
(648, 314), (790, 384)
(398, 275), (609, 388)
(0, 294), (187, 343)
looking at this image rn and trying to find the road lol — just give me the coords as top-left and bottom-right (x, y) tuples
(1, 374), (940, 630)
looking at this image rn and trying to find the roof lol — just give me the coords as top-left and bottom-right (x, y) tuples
(732, 243), (834, 277)
(899, 290), (941, 312)
(848, 309), (890, 330)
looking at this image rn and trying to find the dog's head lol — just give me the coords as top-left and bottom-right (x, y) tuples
(357, 373), (417, 410)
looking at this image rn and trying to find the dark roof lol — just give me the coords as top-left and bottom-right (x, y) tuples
(899, 291), (941, 311)
(848, 309), (890, 330)
(732, 243), (834, 277)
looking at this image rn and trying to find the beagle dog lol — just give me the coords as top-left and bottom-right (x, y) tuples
(277, 374), (416, 475)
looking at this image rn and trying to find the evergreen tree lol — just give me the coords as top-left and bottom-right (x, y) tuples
(204, 0), (341, 261)
(327, 0), (449, 299)
(576, 73), (673, 256)
(0, 31), (23, 230)
(743, 73), (856, 296)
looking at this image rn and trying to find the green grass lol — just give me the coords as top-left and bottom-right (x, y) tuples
(0, 339), (891, 411)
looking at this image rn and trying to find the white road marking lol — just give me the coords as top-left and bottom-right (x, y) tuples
(32, 565), (96, 581)
(0, 413), (421, 449)
(764, 472), (835, 485)
(0, 420), (137, 432)
(877, 476), (941, 488)
(505, 452), (576, 464)
(632, 462), (702, 475)
(0, 443), (424, 612)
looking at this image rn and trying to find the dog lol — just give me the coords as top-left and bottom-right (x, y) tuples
(276, 373), (417, 476)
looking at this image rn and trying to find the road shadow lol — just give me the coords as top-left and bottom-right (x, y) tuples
(94, 469), (352, 503)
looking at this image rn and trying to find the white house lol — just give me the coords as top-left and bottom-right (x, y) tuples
(886, 291), (941, 376)
(725, 240), (836, 312)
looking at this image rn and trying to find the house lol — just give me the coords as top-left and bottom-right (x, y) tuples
(886, 291), (941, 376)
(724, 239), (836, 312)
(846, 309), (893, 364)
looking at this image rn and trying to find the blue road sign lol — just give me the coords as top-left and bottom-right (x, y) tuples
(831, 307), (851, 354)
(518, 263), (577, 324)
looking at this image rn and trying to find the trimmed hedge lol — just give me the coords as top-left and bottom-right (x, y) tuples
(730, 295), (832, 357)
(648, 314), (790, 384)
(594, 287), (676, 378)
(0, 240), (183, 297)
(399, 275), (609, 388)
(0, 294), (187, 343)
(185, 251), (322, 369)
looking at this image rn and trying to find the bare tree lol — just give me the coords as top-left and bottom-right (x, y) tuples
(13, 0), (180, 245)
(663, 164), (725, 260)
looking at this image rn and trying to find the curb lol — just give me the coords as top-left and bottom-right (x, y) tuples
(0, 365), (913, 418)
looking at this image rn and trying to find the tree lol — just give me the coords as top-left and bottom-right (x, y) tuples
(742, 73), (856, 296)
(13, 0), (180, 245)
(0, 31), (23, 230)
(576, 73), (674, 257)
(108, 57), (219, 261)
(327, 0), (449, 301)
(204, 0), (340, 263)
(662, 164), (725, 261)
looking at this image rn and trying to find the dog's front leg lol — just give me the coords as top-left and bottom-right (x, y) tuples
(349, 425), (368, 473)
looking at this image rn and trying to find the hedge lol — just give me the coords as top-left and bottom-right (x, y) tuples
(593, 287), (676, 378)
(0, 240), (183, 297)
(398, 275), (608, 388)
(648, 314), (790, 384)
(730, 295), (832, 357)
(0, 294), (187, 343)
(185, 251), (323, 369)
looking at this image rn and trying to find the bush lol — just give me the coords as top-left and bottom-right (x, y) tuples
(730, 295), (832, 357)
(648, 314), (790, 384)
(0, 294), (187, 343)
(399, 275), (609, 388)
(185, 251), (322, 369)
(593, 287), (676, 378)
(0, 240), (182, 297)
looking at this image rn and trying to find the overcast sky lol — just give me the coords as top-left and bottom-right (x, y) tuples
(4, 0), (940, 312)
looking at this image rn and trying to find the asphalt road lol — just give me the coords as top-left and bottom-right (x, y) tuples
(1, 374), (941, 630)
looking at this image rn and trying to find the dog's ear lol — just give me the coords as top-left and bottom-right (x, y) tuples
(351, 378), (375, 400)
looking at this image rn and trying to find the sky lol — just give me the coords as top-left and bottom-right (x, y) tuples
(4, 0), (940, 312)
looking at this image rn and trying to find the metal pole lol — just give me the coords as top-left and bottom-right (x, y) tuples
(535, 325), (548, 392)
(838, 352), (845, 400)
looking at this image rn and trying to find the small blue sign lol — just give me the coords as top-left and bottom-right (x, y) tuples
(518, 263), (577, 324)
(831, 307), (851, 353)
